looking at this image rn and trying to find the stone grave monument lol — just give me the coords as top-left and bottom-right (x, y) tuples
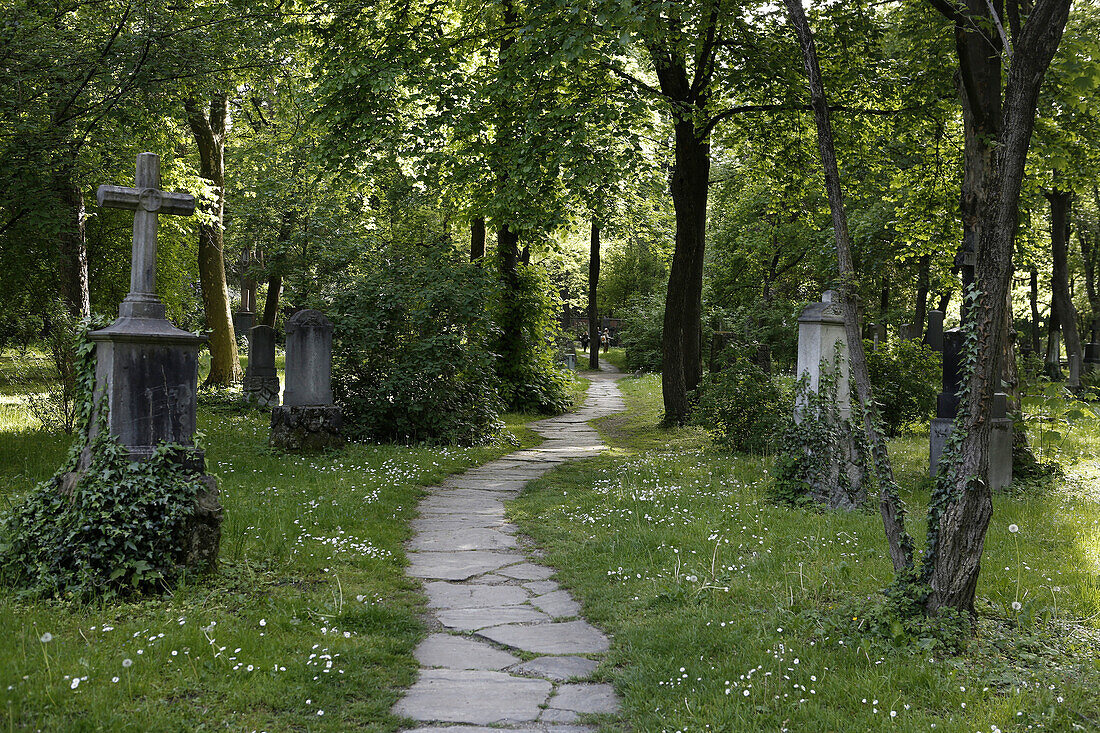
(924, 310), (945, 352)
(234, 251), (257, 336)
(1045, 329), (1062, 380)
(796, 290), (850, 421)
(270, 309), (343, 450)
(929, 328), (1012, 490)
(87, 151), (222, 570)
(243, 324), (280, 407)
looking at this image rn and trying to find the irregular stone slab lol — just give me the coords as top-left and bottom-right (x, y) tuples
(404, 721), (594, 726)
(467, 573), (513, 585)
(392, 669), (550, 724)
(511, 655), (598, 682)
(540, 708), (580, 723)
(444, 478), (530, 491)
(409, 527), (517, 552)
(414, 634), (520, 671)
(406, 551), (525, 581)
(478, 620), (609, 655)
(412, 516), (513, 532)
(524, 580), (559, 595)
(532, 590), (582, 618)
(497, 562), (555, 581)
(419, 495), (507, 515)
(425, 581), (530, 609)
(547, 683), (620, 715)
(438, 606), (551, 631)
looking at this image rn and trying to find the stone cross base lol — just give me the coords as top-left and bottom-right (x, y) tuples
(243, 375), (281, 408)
(270, 405), (344, 451)
(929, 417), (1013, 491)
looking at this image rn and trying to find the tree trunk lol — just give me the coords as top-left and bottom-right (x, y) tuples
(785, 0), (913, 572)
(1046, 186), (1081, 364)
(588, 221), (601, 370)
(186, 93), (242, 386)
(1029, 268), (1042, 354)
(55, 161), (90, 319)
(471, 216), (485, 261)
(497, 224), (522, 367)
(660, 117), (710, 424)
(915, 254), (930, 339)
(1079, 186), (1100, 344)
(261, 275), (281, 328)
(923, 0), (1071, 614)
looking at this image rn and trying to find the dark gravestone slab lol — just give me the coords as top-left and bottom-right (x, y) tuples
(244, 325), (279, 407)
(924, 310), (944, 352)
(270, 309), (342, 450)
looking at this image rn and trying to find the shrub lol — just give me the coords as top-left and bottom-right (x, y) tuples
(864, 338), (940, 436)
(492, 263), (572, 414)
(619, 292), (665, 373)
(691, 350), (786, 452)
(331, 251), (504, 445)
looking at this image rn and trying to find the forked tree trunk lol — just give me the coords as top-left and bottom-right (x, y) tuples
(588, 221), (601, 370)
(785, 0), (914, 573)
(186, 93), (242, 385)
(923, 0), (1071, 614)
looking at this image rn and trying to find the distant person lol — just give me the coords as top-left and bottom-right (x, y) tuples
(580, 331), (590, 352)
(601, 328), (610, 354)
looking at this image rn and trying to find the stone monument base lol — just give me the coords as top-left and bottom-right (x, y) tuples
(930, 417), (1013, 491)
(271, 405), (344, 451)
(243, 375), (280, 407)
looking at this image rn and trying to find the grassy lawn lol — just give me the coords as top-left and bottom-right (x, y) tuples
(0, 348), (548, 731)
(510, 373), (1100, 732)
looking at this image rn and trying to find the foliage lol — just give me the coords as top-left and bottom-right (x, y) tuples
(0, 325), (203, 599)
(331, 250), (504, 445)
(691, 350), (786, 453)
(492, 263), (573, 415)
(618, 292), (666, 373)
(864, 338), (941, 436)
(1018, 377), (1100, 464)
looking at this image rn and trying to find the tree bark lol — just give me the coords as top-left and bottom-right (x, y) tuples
(915, 254), (930, 339)
(588, 220), (601, 370)
(1046, 186), (1081, 364)
(261, 275), (281, 328)
(186, 92), (242, 385)
(923, 0), (1071, 614)
(55, 160), (90, 319)
(785, 0), (913, 573)
(496, 224), (522, 367)
(1079, 186), (1100, 344)
(471, 216), (485, 261)
(1029, 268), (1042, 354)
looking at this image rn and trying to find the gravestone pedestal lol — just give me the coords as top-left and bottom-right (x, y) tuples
(270, 309), (343, 451)
(243, 325), (280, 407)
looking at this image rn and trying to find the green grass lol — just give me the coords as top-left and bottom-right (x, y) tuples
(509, 373), (1100, 732)
(0, 363), (542, 731)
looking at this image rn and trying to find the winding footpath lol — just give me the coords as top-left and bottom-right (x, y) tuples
(394, 364), (625, 732)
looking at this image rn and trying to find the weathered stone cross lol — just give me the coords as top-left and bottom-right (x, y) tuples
(97, 152), (195, 320)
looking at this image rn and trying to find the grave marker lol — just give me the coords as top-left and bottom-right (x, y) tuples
(243, 324), (280, 407)
(270, 309), (343, 450)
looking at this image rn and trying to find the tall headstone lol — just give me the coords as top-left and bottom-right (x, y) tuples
(1045, 330), (1062, 380)
(88, 152), (222, 570)
(924, 310), (945, 352)
(1085, 340), (1100, 373)
(234, 251), (257, 336)
(794, 291), (862, 509)
(243, 325), (280, 407)
(929, 328), (1012, 490)
(796, 290), (850, 420)
(270, 309), (343, 450)
(1068, 353), (1081, 390)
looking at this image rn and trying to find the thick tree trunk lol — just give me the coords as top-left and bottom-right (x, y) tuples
(786, 0), (913, 572)
(1046, 187), (1081, 364)
(1030, 268), (1042, 354)
(55, 164), (91, 319)
(186, 93), (242, 386)
(471, 216), (485, 261)
(497, 225), (522, 367)
(1080, 186), (1100, 344)
(923, 0), (1071, 614)
(588, 221), (601, 370)
(660, 118), (710, 424)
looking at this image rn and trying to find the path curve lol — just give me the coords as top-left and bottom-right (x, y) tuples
(394, 363), (625, 732)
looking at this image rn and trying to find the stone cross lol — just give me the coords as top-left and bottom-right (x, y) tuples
(97, 152), (195, 319)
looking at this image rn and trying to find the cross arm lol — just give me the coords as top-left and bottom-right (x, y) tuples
(97, 185), (196, 216)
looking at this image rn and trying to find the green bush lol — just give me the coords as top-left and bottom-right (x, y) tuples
(331, 250), (504, 445)
(691, 350), (786, 452)
(865, 338), (941, 436)
(492, 263), (572, 414)
(619, 292), (664, 373)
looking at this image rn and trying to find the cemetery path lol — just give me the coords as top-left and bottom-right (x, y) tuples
(393, 362), (625, 732)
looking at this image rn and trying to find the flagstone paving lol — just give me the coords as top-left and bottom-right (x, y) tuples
(394, 363), (625, 731)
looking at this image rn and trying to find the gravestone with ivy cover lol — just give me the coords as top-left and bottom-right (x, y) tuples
(929, 328), (1012, 490)
(270, 309), (344, 450)
(86, 152), (222, 571)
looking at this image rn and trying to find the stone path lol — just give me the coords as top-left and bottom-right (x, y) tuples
(394, 364), (625, 732)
